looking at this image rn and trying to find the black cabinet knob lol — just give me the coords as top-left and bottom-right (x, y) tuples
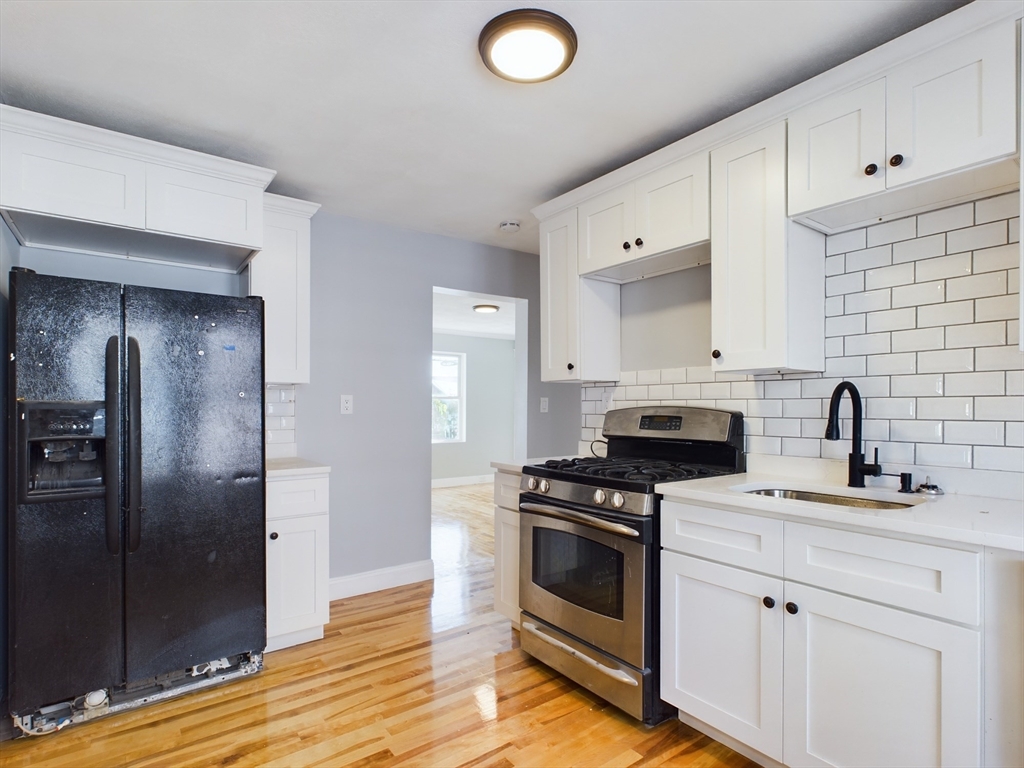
(889, 154), (904, 167)
(269, 532), (279, 540)
(785, 602), (799, 615)
(763, 596), (776, 609)
(567, 363), (574, 371)
(635, 238), (643, 247)
(864, 163), (878, 176)
(711, 349), (722, 359)
(622, 241), (631, 251)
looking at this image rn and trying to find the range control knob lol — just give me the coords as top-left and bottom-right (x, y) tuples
(526, 477), (538, 491)
(593, 489), (607, 505)
(538, 479), (551, 494)
(610, 492), (625, 509)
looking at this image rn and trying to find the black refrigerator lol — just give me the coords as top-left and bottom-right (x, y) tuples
(7, 269), (266, 721)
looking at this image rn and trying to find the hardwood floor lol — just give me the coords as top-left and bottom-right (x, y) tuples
(0, 484), (756, 768)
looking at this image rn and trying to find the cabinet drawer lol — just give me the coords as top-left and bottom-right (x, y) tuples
(661, 501), (783, 576)
(267, 477), (329, 520)
(0, 129), (147, 228)
(784, 522), (980, 625)
(146, 164), (263, 248)
(494, 471), (521, 511)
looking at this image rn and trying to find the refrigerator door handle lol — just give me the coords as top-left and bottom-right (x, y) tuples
(127, 336), (143, 553)
(104, 336), (121, 555)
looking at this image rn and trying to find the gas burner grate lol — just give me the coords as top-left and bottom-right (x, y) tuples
(541, 456), (729, 484)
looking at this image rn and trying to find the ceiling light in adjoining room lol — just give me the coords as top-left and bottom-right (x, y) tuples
(473, 304), (500, 314)
(479, 9), (577, 83)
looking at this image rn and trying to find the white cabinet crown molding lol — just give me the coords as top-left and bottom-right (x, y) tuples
(0, 104), (276, 188)
(264, 192), (321, 218)
(530, 1), (1021, 222)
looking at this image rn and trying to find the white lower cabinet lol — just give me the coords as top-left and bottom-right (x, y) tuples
(660, 502), (985, 767)
(266, 472), (331, 651)
(493, 506), (521, 625)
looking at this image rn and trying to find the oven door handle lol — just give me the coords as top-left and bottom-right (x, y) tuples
(520, 502), (640, 537)
(522, 622), (639, 687)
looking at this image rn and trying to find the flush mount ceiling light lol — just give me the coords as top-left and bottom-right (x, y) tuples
(473, 304), (500, 314)
(479, 9), (577, 83)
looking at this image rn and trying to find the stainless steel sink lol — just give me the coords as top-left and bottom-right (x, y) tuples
(746, 488), (912, 510)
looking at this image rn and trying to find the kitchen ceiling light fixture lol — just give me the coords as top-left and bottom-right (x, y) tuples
(473, 304), (500, 314)
(479, 9), (577, 83)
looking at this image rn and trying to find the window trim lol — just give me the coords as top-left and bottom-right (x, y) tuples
(431, 351), (466, 444)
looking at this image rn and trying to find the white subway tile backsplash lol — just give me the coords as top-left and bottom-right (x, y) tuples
(625, 385), (648, 399)
(746, 435), (782, 455)
(825, 255), (846, 276)
(637, 370), (661, 385)
(825, 296), (845, 317)
(890, 420), (942, 443)
(975, 397), (1024, 422)
(973, 446), (1023, 472)
(1006, 422), (1024, 447)
(783, 398), (822, 418)
(847, 244), (892, 272)
(890, 374), (943, 397)
(826, 271), (864, 297)
(918, 300), (973, 328)
(266, 402), (295, 417)
(825, 356), (866, 377)
(945, 421), (1004, 447)
(918, 203), (972, 237)
(1009, 217), (1020, 244)
(866, 307), (916, 333)
(945, 321), (1005, 350)
(266, 429), (296, 444)
(826, 228), (866, 256)
(972, 244), (1017, 274)
(917, 348), (973, 374)
(765, 418), (801, 437)
(731, 381), (764, 399)
(844, 333), (890, 356)
(618, 371), (638, 385)
(916, 443), (972, 469)
(825, 337), (845, 358)
(868, 218), (916, 247)
(700, 382), (731, 399)
(975, 294), (1018, 323)
(661, 368), (688, 384)
(865, 398), (916, 420)
(865, 263), (914, 291)
(686, 367), (716, 383)
(672, 383), (701, 399)
(1008, 370), (1024, 396)
(782, 437), (821, 458)
(867, 353), (916, 376)
(869, 440), (916, 465)
(764, 380), (801, 399)
(893, 233), (944, 264)
(801, 418), (828, 437)
(891, 327), (943, 353)
(946, 221), (1006, 253)
(826, 313), (866, 337)
(747, 399), (783, 417)
(844, 289), (891, 315)
(648, 384), (673, 399)
(918, 397), (973, 420)
(892, 280), (944, 308)
(975, 346), (1024, 372)
(914, 252), (971, 283)
(946, 272), (1007, 302)
(975, 192), (1019, 224)
(844, 376), (890, 398)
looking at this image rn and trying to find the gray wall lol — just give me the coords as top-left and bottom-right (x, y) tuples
(620, 265), (712, 371)
(299, 211), (580, 579)
(431, 333), (515, 480)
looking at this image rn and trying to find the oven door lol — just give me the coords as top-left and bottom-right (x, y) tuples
(519, 500), (647, 669)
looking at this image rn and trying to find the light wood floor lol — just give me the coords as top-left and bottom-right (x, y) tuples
(0, 484), (756, 768)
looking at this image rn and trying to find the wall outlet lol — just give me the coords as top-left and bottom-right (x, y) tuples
(540, 397), (549, 413)
(340, 394), (353, 414)
(601, 392), (612, 412)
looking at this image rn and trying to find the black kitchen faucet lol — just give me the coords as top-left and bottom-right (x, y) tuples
(825, 381), (882, 488)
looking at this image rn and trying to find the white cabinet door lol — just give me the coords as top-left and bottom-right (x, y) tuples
(661, 551), (784, 762)
(539, 209), (580, 382)
(0, 130), (147, 229)
(711, 121), (790, 372)
(493, 506), (520, 625)
(577, 185), (635, 275)
(634, 153), (709, 255)
(788, 79), (887, 215)
(266, 515), (330, 639)
(783, 582), (981, 768)
(248, 197), (316, 384)
(886, 19), (1017, 189)
(146, 164), (263, 248)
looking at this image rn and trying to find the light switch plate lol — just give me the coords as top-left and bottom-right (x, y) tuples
(540, 397), (549, 413)
(340, 394), (353, 414)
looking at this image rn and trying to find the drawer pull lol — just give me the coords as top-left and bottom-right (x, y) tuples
(763, 596), (776, 609)
(785, 602), (799, 615)
(269, 532), (279, 540)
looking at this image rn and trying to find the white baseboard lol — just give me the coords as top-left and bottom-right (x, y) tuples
(265, 624), (324, 653)
(431, 473), (493, 488)
(329, 559), (435, 601)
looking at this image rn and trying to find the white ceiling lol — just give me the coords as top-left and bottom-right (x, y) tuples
(0, 1), (967, 255)
(433, 290), (517, 339)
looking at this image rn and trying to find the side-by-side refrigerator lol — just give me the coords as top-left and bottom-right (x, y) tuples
(7, 269), (266, 727)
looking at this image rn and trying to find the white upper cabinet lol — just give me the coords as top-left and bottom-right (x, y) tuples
(247, 194), (319, 384)
(885, 19), (1017, 188)
(789, 19), (1018, 221)
(788, 79), (887, 215)
(540, 209), (581, 382)
(577, 153), (709, 276)
(0, 105), (275, 271)
(711, 121), (825, 373)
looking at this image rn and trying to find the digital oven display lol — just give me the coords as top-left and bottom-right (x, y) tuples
(638, 415), (682, 431)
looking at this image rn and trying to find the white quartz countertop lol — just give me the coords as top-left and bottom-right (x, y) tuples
(267, 457), (332, 478)
(490, 457), (580, 475)
(657, 473), (1024, 552)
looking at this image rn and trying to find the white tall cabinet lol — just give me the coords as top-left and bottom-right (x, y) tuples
(710, 122), (825, 373)
(246, 194), (319, 384)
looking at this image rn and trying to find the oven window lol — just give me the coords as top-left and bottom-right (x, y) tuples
(532, 528), (624, 620)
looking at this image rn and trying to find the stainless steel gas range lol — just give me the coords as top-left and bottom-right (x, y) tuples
(518, 406), (744, 725)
